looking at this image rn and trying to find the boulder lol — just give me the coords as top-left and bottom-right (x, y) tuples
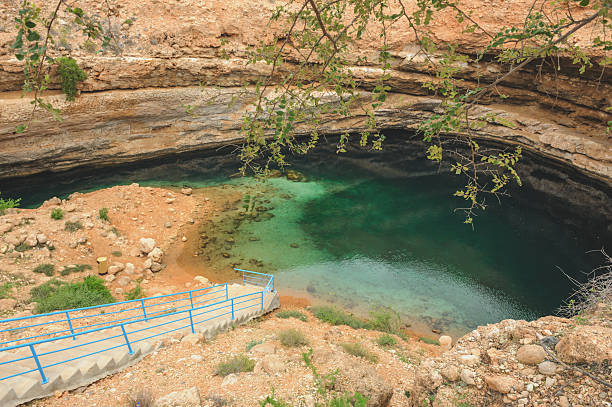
(125, 263), (135, 274)
(334, 359), (393, 407)
(148, 247), (164, 263)
(181, 187), (193, 196)
(155, 387), (200, 407)
(516, 345), (546, 365)
(458, 354), (479, 367)
(440, 365), (460, 382)
(116, 276), (131, 286)
(555, 325), (612, 364)
(182, 333), (205, 345)
(150, 262), (163, 272)
(143, 258), (153, 270)
(0, 298), (17, 311)
(261, 354), (286, 374)
(194, 276), (209, 286)
(25, 234), (38, 247)
(485, 375), (523, 394)
(460, 369), (476, 386)
(107, 266), (122, 275)
(139, 238), (156, 254)
(221, 374), (237, 386)
(439, 335), (452, 349)
(250, 342), (276, 355)
(36, 234), (47, 245)
(537, 361), (558, 375)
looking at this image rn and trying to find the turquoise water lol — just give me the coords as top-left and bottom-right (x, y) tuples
(2, 147), (607, 336)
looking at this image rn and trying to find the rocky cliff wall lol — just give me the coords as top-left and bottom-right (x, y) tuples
(0, 0), (610, 183)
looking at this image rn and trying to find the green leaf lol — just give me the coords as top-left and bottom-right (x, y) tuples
(14, 124), (27, 133)
(579, 0), (589, 6)
(27, 30), (40, 41)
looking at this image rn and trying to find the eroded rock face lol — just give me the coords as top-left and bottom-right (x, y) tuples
(0, 0), (609, 185)
(555, 325), (612, 364)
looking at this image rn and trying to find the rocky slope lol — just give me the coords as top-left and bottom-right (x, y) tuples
(0, 0), (610, 182)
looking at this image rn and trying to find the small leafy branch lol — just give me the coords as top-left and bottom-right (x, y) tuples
(11, 0), (112, 133)
(237, 0), (611, 224)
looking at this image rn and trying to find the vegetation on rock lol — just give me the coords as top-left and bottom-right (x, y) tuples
(215, 354), (255, 376)
(55, 57), (87, 101)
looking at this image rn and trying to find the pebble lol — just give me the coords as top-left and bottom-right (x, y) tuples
(165, 222), (172, 228)
(537, 361), (558, 375)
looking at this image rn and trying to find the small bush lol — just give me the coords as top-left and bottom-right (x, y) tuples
(31, 276), (114, 314)
(111, 250), (122, 257)
(60, 264), (92, 276)
(215, 354), (255, 377)
(64, 221), (83, 232)
(276, 309), (307, 322)
(329, 392), (368, 407)
(419, 337), (440, 346)
(367, 306), (401, 334)
(55, 56), (87, 101)
(126, 284), (145, 301)
(246, 339), (262, 352)
(33, 263), (55, 276)
(340, 342), (379, 363)
(14, 242), (31, 252)
(127, 389), (154, 407)
(311, 306), (367, 329)
(0, 283), (14, 299)
(51, 208), (64, 220)
(376, 334), (397, 347)
(99, 207), (109, 221)
(278, 328), (308, 347)
(0, 194), (20, 215)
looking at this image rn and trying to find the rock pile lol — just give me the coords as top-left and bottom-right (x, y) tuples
(408, 307), (612, 406)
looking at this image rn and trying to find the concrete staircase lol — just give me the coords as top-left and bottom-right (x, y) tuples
(0, 283), (280, 407)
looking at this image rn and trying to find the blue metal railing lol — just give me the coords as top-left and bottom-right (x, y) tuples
(0, 269), (274, 384)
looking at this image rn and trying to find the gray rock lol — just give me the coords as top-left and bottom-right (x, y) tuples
(139, 238), (156, 254)
(537, 361), (558, 375)
(148, 247), (163, 263)
(155, 386), (200, 407)
(150, 262), (163, 272)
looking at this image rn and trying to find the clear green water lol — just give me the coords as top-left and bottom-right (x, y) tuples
(3, 149), (606, 336)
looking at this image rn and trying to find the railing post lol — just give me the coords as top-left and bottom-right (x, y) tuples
(120, 324), (134, 355)
(231, 298), (235, 320)
(188, 291), (194, 309)
(242, 271), (245, 286)
(29, 344), (48, 384)
(272, 276), (275, 292)
(141, 299), (148, 322)
(65, 311), (76, 340)
(260, 291), (264, 311)
(225, 283), (229, 300)
(188, 309), (195, 334)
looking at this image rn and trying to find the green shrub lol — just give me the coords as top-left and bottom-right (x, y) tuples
(419, 337), (440, 346)
(14, 242), (31, 252)
(99, 207), (109, 221)
(329, 392), (368, 407)
(50, 208), (64, 220)
(311, 306), (367, 329)
(276, 309), (307, 322)
(126, 285), (145, 301)
(215, 354), (255, 377)
(278, 328), (308, 347)
(0, 194), (20, 215)
(60, 264), (92, 276)
(64, 221), (83, 232)
(376, 333), (397, 347)
(367, 307), (401, 334)
(0, 283), (14, 299)
(33, 263), (55, 276)
(340, 342), (378, 363)
(31, 276), (114, 314)
(246, 339), (262, 352)
(111, 250), (122, 257)
(55, 57), (87, 101)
